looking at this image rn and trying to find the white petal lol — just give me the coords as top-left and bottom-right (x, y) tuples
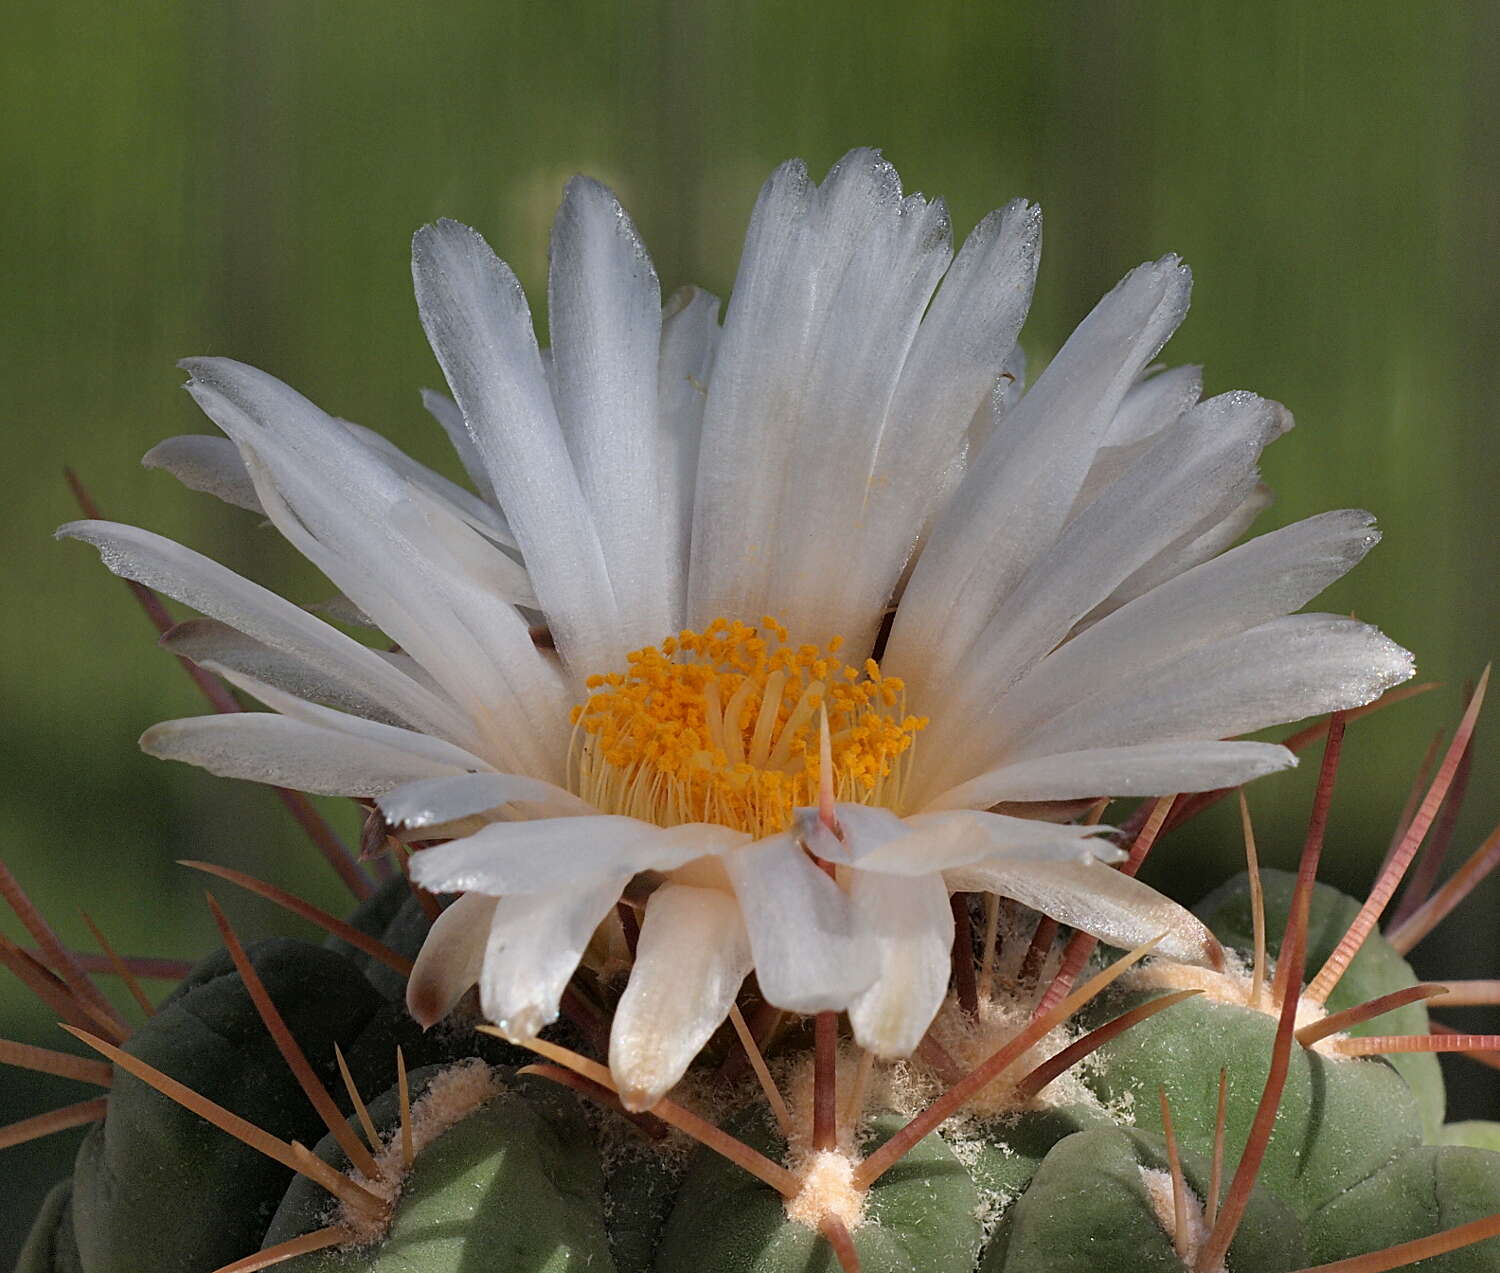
(549, 177), (676, 644)
(162, 618), (412, 728)
(887, 255), (1192, 704)
(344, 419), (515, 548)
(387, 489), (535, 608)
(944, 858), (1223, 968)
(1070, 366), (1206, 522)
(687, 150), (954, 650)
(854, 199), (1043, 618)
(406, 892), (497, 1028)
(420, 387), (500, 508)
(204, 666), (491, 772)
(1101, 364), (1202, 449)
(57, 520), (471, 746)
(916, 390), (1290, 781)
(140, 714), (464, 795)
(377, 772), (594, 829)
(480, 874), (629, 1039)
(800, 805), (1120, 874)
(724, 831), (876, 1012)
(181, 362), (567, 778)
(847, 871), (953, 1058)
(657, 287), (721, 586)
(253, 463), (566, 779)
(1099, 482), (1273, 614)
(142, 435), (263, 513)
(409, 817), (747, 896)
(988, 509), (1383, 750)
(882, 199), (1041, 491)
(1008, 614), (1414, 760)
(411, 219), (622, 676)
(609, 884), (752, 1110)
(926, 741), (1296, 810)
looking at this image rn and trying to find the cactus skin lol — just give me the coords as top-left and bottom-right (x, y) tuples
(1305, 1146), (1500, 1271)
(13, 1182), (81, 1273)
(267, 1068), (614, 1272)
(979, 1127), (1304, 1272)
(1195, 868), (1445, 1133)
(655, 1108), (983, 1273)
(69, 940), (386, 1273)
(1078, 989), (1425, 1218)
(16, 875), (1500, 1273)
(1438, 1122), (1500, 1152)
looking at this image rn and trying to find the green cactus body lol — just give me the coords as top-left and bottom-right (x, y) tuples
(1195, 868), (1445, 1132)
(267, 1066), (614, 1272)
(656, 1108), (983, 1273)
(15, 872), (1500, 1273)
(13, 1181), (81, 1273)
(69, 940), (385, 1272)
(1305, 1146), (1500, 1271)
(979, 1126), (1303, 1273)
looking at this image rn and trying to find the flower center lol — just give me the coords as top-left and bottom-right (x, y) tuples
(570, 616), (927, 838)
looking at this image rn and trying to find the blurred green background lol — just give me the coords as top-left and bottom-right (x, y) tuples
(3, 0), (1496, 1258)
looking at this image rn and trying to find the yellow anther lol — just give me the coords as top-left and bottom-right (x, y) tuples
(570, 617), (925, 838)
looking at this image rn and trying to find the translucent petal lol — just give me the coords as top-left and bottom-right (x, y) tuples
(1008, 613), (1414, 761)
(409, 817), (747, 896)
(887, 255), (1193, 704)
(140, 714), (464, 796)
(926, 741), (1296, 810)
(847, 870), (953, 1058)
(378, 772), (594, 829)
(987, 509), (1383, 753)
(944, 857), (1223, 968)
(412, 218), (622, 676)
(142, 435), (263, 513)
(549, 177), (675, 643)
(915, 390), (1290, 783)
(406, 892), (496, 1028)
(480, 874), (630, 1040)
(610, 884), (751, 1110)
(688, 149), (954, 651)
(57, 519), (471, 747)
(723, 831), (875, 1012)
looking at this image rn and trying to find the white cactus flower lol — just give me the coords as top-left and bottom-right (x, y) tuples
(60, 149), (1413, 1111)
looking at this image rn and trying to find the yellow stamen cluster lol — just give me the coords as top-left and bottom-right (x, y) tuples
(570, 617), (927, 839)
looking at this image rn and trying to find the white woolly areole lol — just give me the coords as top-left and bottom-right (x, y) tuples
(784, 1149), (866, 1232)
(921, 991), (1112, 1118)
(1140, 1165), (1225, 1273)
(1122, 956), (1347, 1055)
(336, 1059), (502, 1245)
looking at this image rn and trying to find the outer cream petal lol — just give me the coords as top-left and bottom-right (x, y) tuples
(410, 818), (746, 897)
(406, 892), (498, 1028)
(140, 714), (464, 797)
(847, 870), (953, 1058)
(944, 857), (1224, 969)
(609, 884), (752, 1111)
(378, 772), (594, 829)
(480, 874), (631, 1040)
(924, 741), (1296, 811)
(724, 832), (875, 1012)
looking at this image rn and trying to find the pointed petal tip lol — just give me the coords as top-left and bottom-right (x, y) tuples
(54, 518), (94, 543)
(560, 172), (617, 207)
(404, 987), (446, 1031)
(489, 1005), (553, 1044)
(616, 1083), (664, 1114)
(411, 217), (491, 264)
(137, 722), (171, 757)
